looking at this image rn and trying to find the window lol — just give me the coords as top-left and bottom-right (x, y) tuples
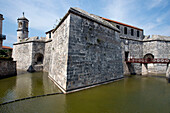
(19, 22), (22, 28)
(124, 27), (127, 34)
(131, 29), (134, 36)
(116, 25), (120, 29)
(137, 31), (140, 37)
(49, 32), (51, 38)
(26, 23), (28, 28)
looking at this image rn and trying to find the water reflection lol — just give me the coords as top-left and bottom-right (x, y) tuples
(0, 72), (60, 104)
(2, 75), (170, 113)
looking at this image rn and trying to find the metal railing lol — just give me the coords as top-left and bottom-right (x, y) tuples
(126, 58), (170, 63)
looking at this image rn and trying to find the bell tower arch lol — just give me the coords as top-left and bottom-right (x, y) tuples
(17, 12), (29, 42)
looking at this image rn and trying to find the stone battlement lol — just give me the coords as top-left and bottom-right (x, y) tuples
(143, 35), (170, 41)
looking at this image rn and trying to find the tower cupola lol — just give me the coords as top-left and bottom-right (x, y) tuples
(17, 12), (29, 42)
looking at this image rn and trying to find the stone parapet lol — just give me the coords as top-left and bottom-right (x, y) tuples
(143, 35), (170, 42)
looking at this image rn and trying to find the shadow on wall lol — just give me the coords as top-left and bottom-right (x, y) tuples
(27, 65), (35, 73)
(127, 63), (136, 75)
(27, 53), (44, 73)
(34, 53), (44, 65)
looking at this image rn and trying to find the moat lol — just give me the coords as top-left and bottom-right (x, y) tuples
(1, 72), (170, 113)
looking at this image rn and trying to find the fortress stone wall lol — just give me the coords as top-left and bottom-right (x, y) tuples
(43, 40), (52, 72)
(0, 59), (17, 78)
(48, 8), (123, 92)
(13, 8), (124, 93)
(65, 13), (123, 91)
(12, 7), (170, 93)
(103, 18), (144, 75)
(143, 35), (170, 74)
(13, 39), (46, 72)
(13, 42), (33, 70)
(48, 14), (70, 90)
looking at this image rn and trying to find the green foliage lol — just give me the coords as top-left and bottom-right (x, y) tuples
(0, 49), (12, 58)
(53, 18), (62, 28)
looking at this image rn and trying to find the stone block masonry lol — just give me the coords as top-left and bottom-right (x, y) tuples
(43, 40), (52, 72)
(49, 8), (124, 93)
(0, 59), (17, 78)
(12, 42), (33, 71)
(143, 35), (170, 75)
(12, 7), (170, 93)
(12, 41), (46, 72)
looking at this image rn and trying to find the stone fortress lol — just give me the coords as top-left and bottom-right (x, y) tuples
(12, 7), (170, 93)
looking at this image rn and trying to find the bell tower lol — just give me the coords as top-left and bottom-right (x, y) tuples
(17, 12), (29, 42)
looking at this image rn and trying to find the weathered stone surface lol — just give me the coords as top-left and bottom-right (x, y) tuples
(12, 7), (170, 93)
(43, 40), (52, 72)
(12, 42), (33, 70)
(0, 59), (17, 78)
(122, 40), (143, 75)
(48, 14), (70, 91)
(143, 35), (170, 74)
(12, 41), (45, 72)
(65, 13), (123, 91)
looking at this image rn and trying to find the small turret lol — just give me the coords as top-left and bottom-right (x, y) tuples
(17, 12), (29, 42)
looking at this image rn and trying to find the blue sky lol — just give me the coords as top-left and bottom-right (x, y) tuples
(0, 0), (170, 47)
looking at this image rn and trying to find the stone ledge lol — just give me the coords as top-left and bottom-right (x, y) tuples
(49, 74), (124, 94)
(120, 36), (143, 42)
(13, 39), (52, 45)
(143, 40), (170, 42)
(120, 36), (170, 42)
(53, 7), (120, 33)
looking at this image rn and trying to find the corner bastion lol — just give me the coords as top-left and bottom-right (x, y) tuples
(48, 7), (124, 93)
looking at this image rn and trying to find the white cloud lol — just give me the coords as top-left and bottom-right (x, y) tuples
(3, 34), (17, 47)
(0, 0), (70, 32)
(1, 0), (170, 41)
(149, 0), (163, 9)
(104, 0), (135, 23)
(103, 0), (170, 36)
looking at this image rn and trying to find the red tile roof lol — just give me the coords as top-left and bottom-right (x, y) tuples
(102, 17), (143, 31)
(2, 46), (13, 50)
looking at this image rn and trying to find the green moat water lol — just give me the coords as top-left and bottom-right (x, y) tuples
(1, 72), (170, 113)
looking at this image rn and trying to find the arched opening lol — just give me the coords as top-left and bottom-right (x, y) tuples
(144, 53), (154, 62)
(143, 53), (155, 75)
(34, 53), (44, 65)
(19, 22), (22, 28)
